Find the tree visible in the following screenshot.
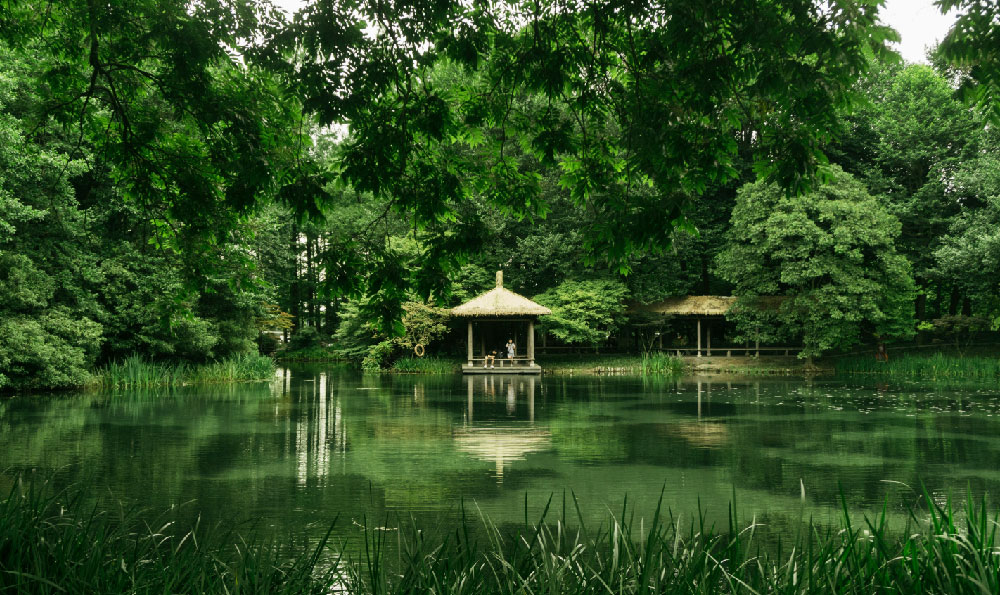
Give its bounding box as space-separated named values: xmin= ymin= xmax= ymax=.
xmin=2 ymin=0 xmax=902 ymax=332
xmin=0 ymin=38 xmax=298 ymax=389
xmin=716 ymin=166 xmax=916 ymax=360
xmin=828 ymin=63 xmax=986 ymax=321
xmin=278 ymin=0 xmax=897 ymax=311
xmin=938 ymin=1 xmax=1000 ymax=122
xmin=934 ymin=153 xmax=1000 ymax=328
xmin=534 ymin=279 xmax=629 ymax=347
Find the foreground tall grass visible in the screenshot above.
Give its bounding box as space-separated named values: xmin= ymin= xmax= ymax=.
xmin=96 ymin=353 xmax=275 ymax=389
xmin=836 ymin=352 xmax=1000 ymax=381
xmin=5 ymin=478 xmax=1000 ymax=594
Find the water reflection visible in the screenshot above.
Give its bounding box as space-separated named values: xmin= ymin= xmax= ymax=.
xmin=4 ymin=369 xmax=1000 ymax=545
xmin=456 ymin=375 xmax=548 ymax=483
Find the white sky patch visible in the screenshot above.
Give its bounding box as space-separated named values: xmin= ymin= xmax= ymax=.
xmin=880 ymin=0 xmax=959 ymax=64
xmin=273 ymin=0 xmax=305 ymax=15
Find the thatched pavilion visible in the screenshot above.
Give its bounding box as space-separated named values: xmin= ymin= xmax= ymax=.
xmin=451 ymin=271 xmax=551 ymax=374
xmin=629 ymin=296 xmax=735 ymax=356
xmin=628 ymin=295 xmax=790 ymax=357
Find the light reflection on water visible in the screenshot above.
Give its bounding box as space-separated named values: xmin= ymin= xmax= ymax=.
xmin=3 ymin=366 xmax=1000 ymax=546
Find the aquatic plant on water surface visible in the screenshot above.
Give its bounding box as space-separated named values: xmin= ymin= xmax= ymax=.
xmin=4 ymin=476 xmax=1000 ymax=594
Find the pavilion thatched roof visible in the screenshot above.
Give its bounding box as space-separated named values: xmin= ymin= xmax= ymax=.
xmin=630 ymin=296 xmax=737 ymax=316
xmin=629 ymin=295 xmax=784 ymax=316
xmin=451 ymin=271 xmax=552 ymax=317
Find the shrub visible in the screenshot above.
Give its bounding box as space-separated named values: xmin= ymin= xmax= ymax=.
xmin=361 ymin=340 xmax=394 ymax=371
xmin=288 ymin=326 xmax=321 ymax=351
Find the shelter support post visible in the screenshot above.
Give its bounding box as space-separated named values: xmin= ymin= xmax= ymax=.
xmin=697 ymin=318 xmax=702 ymax=357
xmin=707 ymin=324 xmax=711 ymax=357
xmin=467 ymin=322 xmax=474 ymax=366
xmin=527 ymin=319 xmax=535 ymax=366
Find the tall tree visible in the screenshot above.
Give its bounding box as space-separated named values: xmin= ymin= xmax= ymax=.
xmin=717 ymin=166 xmax=915 ymax=360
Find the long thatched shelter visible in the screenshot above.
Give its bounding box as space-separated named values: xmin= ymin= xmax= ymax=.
xmin=627 ymin=296 xmax=734 ymax=356
xmin=628 ymin=295 xmax=790 ymax=357
xmin=451 ymin=271 xmax=551 ymax=374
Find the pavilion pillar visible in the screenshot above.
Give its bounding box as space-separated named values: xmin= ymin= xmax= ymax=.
xmin=527 ymin=319 xmax=535 ymax=366
xmin=466 ymin=376 xmax=473 ymax=422
xmin=467 ymin=321 xmax=474 ymax=366
xmin=697 ymin=318 xmax=702 ymax=357
xmin=707 ymin=324 xmax=712 ymax=357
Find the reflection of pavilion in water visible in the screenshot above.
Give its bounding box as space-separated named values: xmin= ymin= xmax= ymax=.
xmin=452 ymin=375 xmax=551 ymax=483
xmin=669 ymin=378 xmax=732 ymax=449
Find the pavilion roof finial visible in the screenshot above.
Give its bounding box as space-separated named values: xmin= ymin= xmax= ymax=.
xmin=496 ymin=270 xmax=503 ymax=288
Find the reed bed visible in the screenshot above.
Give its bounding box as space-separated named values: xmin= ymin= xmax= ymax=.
xmin=545 ymin=354 xmax=684 ymax=375
xmin=639 ymin=351 xmax=686 ymax=375
xmin=836 ymin=353 xmax=1000 ymax=381
xmin=96 ymin=354 xmax=275 ymax=389
xmin=390 ymin=356 xmax=458 ymax=374
xmin=6 ymin=476 xmax=1000 ymax=594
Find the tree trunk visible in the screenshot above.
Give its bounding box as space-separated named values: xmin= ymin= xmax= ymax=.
xmin=305 ymin=235 xmax=315 ymax=330
xmin=288 ymin=222 xmax=301 ymax=333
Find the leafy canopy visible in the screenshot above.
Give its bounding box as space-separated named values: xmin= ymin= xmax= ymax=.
xmin=717 ymin=166 xmax=916 ymax=359
xmin=534 ymin=279 xmax=628 ymax=347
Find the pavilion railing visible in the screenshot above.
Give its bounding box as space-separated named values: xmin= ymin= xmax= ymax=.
xmin=469 ymin=356 xmax=535 ymax=367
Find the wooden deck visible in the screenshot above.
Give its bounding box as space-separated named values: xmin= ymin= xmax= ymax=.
xmin=463 ymin=357 xmax=541 ymax=374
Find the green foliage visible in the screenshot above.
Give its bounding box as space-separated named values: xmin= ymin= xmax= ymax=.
xmin=0 ymin=309 xmax=102 ymax=390
xmin=0 ymin=35 xmax=289 ymax=389
xmin=933 ymin=155 xmax=1000 ymax=326
xmin=276 ymin=345 xmax=340 ymax=362
xmin=278 ymin=0 xmax=897 ymax=315
xmin=938 ymin=1 xmax=1000 ymax=122
xmin=830 ymin=62 xmax=990 ymax=325
xmin=393 ymin=302 xmax=450 ymax=352
xmin=333 ymin=300 xmax=381 ymax=361
xmin=534 ymin=279 xmax=629 ymax=346
xmin=717 ymin=166 xmax=916 ymax=359
xmin=288 ymin=327 xmax=322 ymax=351
xmin=361 ymin=340 xmax=395 ymax=371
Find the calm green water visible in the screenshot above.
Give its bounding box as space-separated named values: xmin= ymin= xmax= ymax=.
xmin=3 ymin=366 xmax=1000 ymax=543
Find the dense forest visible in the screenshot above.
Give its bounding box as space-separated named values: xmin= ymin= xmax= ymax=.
xmin=2 ymin=0 xmax=1000 ymax=390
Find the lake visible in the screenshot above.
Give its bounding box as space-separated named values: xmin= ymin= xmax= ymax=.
xmin=3 ymin=365 xmax=1000 ymax=547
